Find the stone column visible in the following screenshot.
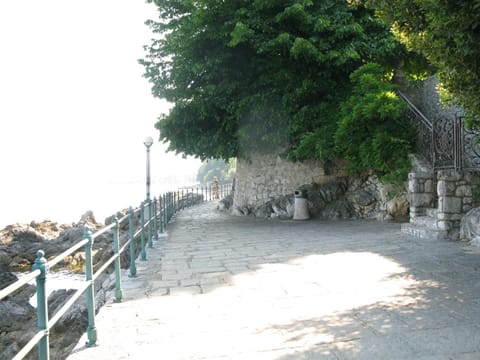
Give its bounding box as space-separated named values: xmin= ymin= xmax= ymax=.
xmin=408 ymin=172 xmax=434 ymax=219
xmin=437 ymin=170 xmax=479 ymax=232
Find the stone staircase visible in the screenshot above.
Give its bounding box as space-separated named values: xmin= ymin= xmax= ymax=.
xmin=401 ymin=208 xmax=449 ymax=240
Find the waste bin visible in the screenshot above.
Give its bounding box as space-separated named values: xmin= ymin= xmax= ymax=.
xmin=293 ymin=189 xmax=310 ymax=220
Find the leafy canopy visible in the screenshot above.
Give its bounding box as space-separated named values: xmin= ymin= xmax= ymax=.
xmin=141 ymin=0 xmax=410 ymax=161
xmin=362 ymin=0 xmax=480 ymax=126
xmin=196 ymin=158 xmax=236 ymax=184
xmin=335 ymin=63 xmax=415 ymax=182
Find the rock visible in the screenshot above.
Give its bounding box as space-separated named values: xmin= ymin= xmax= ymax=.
xmin=0 ymin=209 xmax=136 ymax=360
xmin=0 ymin=216 xmax=106 ymax=272
xmin=271 ymin=195 xmax=294 ymax=218
xmin=242 ymin=175 xmax=408 ymax=221
xmin=386 ymin=194 xmax=409 ymax=217
xmin=460 ymin=207 xmax=480 ymax=245
xmin=320 ymin=200 xmax=353 ymax=220
xmin=46 ymin=289 xmax=89 ymax=359
xmin=217 ymin=194 xmax=234 ymax=212
xmin=0 ymin=265 xmax=17 ymax=289
xmin=254 ymin=203 xmax=273 ymax=218
xmin=79 ymin=210 xmax=97 ymax=225
xmin=352 ymin=189 xmax=376 ymax=206
xmin=232 ymin=206 xmax=252 ymax=216
xmin=0 ymin=286 xmax=36 ymax=360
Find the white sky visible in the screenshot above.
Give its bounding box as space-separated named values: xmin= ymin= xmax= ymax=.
xmin=0 ymin=0 xmax=201 ymax=227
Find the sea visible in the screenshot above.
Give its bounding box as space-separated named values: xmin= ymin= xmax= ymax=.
xmin=0 ymin=177 xmax=198 ymax=230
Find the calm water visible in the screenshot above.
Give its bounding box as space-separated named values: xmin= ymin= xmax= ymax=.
xmin=0 ymin=178 xmax=197 ymax=229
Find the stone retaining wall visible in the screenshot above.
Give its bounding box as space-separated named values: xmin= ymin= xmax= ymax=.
xmin=232 ymin=154 xmax=344 ymax=212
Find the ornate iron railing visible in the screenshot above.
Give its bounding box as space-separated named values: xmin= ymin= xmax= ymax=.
xmin=398 ymin=91 xmax=480 ymax=173
xmin=397 ymin=91 xmax=434 ymax=165
xmin=0 ymin=183 xmax=232 ymax=360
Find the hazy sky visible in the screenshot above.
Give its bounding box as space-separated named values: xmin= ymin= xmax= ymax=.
xmin=0 ymin=1 xmax=201 ymax=227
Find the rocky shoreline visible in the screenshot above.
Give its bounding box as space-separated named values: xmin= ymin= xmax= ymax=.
xmin=0 ymin=210 xmax=135 ymax=360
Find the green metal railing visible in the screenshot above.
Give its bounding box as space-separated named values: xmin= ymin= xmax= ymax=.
xmin=0 ymin=183 xmax=232 ymax=360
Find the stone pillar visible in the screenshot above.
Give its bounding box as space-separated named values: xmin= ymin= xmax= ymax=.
xmin=437 ymin=170 xmax=479 ymax=232
xmin=408 ymin=172 xmax=434 ymax=219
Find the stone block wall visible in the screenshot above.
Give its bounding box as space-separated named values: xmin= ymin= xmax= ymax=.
xmin=408 ymin=172 xmax=434 ymax=218
xmin=232 ymin=154 xmax=344 ymax=212
xmin=408 ymin=169 xmax=480 ymax=235
xmin=436 ymin=170 xmax=480 ymax=231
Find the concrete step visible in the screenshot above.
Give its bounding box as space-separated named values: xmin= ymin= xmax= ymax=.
xmin=410 ymin=215 xmax=437 ymax=229
xmin=401 ymin=223 xmax=448 ymax=240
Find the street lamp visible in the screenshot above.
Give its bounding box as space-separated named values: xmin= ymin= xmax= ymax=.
xmin=144 ymin=136 xmax=154 ymax=201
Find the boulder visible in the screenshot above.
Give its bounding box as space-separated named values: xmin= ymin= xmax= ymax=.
xmin=386 ymin=194 xmax=410 ymax=217
xmin=271 ymin=195 xmax=294 ymax=218
xmin=460 ymin=207 xmax=480 ymax=245
xmin=254 ymin=203 xmax=273 ymax=218
xmin=320 ymin=200 xmax=353 ymax=220
xmin=0 ymin=209 xmax=135 ymax=360
xmin=217 ymin=194 xmax=234 ymax=212
xmin=242 ymin=175 xmax=409 ymax=221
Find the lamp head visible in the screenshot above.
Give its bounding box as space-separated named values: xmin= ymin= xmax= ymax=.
xmin=143 ymin=136 xmax=154 ymax=148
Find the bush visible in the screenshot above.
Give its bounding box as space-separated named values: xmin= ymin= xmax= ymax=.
xmin=334 ymin=62 xmax=415 ymax=183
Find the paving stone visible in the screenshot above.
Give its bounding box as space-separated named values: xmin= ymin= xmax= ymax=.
xmin=68 ymin=201 xmax=480 ymax=360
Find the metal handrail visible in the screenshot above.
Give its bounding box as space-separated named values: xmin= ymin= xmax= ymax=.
xmin=0 ymin=269 xmax=41 ymax=301
xmin=397 ymin=90 xmax=433 ymax=130
xmin=1 ymin=182 xmax=233 ymax=360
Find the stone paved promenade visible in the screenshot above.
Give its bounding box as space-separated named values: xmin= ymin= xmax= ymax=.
xmin=68 ymin=202 xmax=480 ymax=359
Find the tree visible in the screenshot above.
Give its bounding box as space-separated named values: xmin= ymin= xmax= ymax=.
xmin=140 ymin=0 xmax=410 ymax=161
xmin=196 ymin=158 xmax=236 ymax=184
xmin=363 ymin=0 xmax=480 ymax=126
xmin=334 ymin=63 xmax=415 ymax=182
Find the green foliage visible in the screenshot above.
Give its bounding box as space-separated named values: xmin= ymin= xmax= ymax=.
xmin=334 ymin=63 xmax=415 ymax=182
xmin=363 ymin=0 xmax=480 ymax=126
xmin=141 ymin=0 xmax=412 ymax=161
xmin=196 ymin=158 xmax=236 ymax=184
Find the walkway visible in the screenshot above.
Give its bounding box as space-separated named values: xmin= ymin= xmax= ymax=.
xmin=68 ymin=202 xmax=480 ymax=359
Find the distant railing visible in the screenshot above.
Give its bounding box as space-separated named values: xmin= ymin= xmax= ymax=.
xmin=0 ymin=182 xmax=232 ymax=360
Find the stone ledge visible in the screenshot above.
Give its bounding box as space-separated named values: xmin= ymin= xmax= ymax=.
xmin=401 ymin=223 xmax=448 ymax=240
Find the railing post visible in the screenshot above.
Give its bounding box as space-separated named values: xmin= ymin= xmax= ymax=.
xmin=159 ymin=195 xmax=164 ymax=233
xmin=147 ymin=199 xmax=153 ymax=248
xmin=112 ymin=215 xmax=123 ymax=302
xmin=32 ymin=250 xmax=50 ymax=360
xmin=153 ymin=197 xmax=159 ymax=241
xmin=164 ymin=193 xmax=168 ymax=226
xmin=163 ymin=192 xmax=168 ymax=224
xmin=167 ymin=192 xmax=171 ymax=222
xmin=173 ymin=191 xmax=176 ymax=213
xmin=164 ymin=193 xmax=168 ymax=225
xmin=128 ymin=207 xmax=137 ymax=277
xmin=140 ymin=201 xmax=146 ymax=261
xmin=83 ymin=226 xmax=97 ymax=347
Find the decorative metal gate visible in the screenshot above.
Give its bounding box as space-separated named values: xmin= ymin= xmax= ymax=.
xmin=398 ymin=91 xmax=480 ymax=173
xmin=459 ymin=120 xmax=480 ymax=171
